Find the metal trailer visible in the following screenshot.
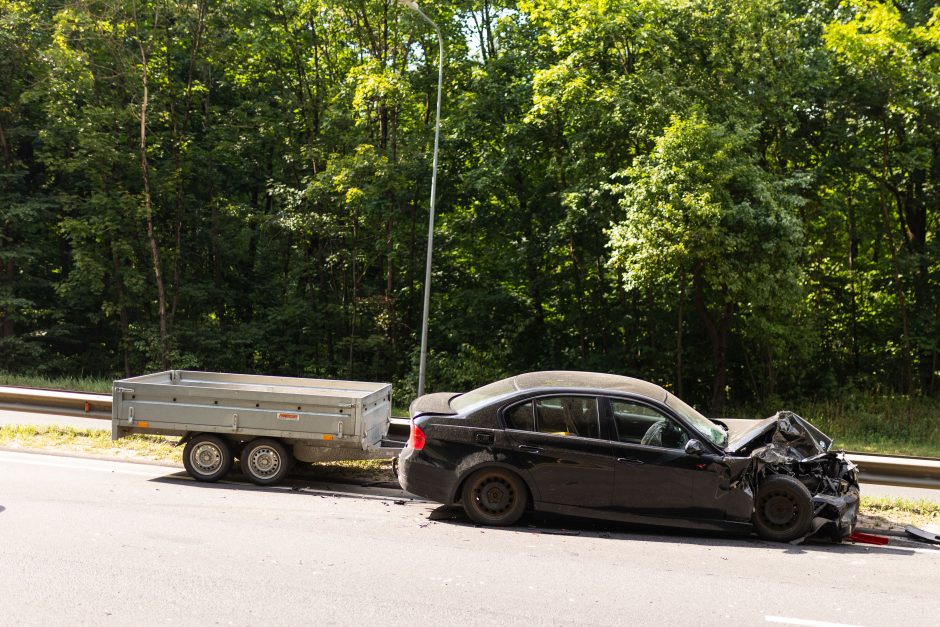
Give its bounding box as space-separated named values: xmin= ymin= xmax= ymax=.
xmin=111 ymin=370 xmax=398 ymax=485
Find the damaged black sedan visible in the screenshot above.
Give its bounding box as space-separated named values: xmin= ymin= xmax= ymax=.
xmin=398 ymin=371 xmax=859 ymax=542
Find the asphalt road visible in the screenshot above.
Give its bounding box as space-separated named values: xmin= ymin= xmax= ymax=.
xmin=1 ymin=449 xmax=939 ymax=627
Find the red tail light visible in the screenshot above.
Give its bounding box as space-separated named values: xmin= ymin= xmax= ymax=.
xmin=408 ymin=421 xmax=426 ymax=450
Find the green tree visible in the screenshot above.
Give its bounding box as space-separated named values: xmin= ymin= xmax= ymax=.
xmin=609 ymin=114 xmax=804 ymax=412
xmin=0 ymin=0 xmax=57 ymax=369
xmin=823 ymin=0 xmax=940 ymax=392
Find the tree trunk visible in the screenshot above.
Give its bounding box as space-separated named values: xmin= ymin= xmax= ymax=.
xmin=0 ymin=117 xmax=12 ymax=167
xmin=878 ymin=193 xmax=913 ymax=393
xmin=847 ymin=197 xmax=860 ymax=374
xmin=692 ymin=262 xmax=732 ymax=414
xmin=676 ymin=274 xmax=685 ymax=398
xmin=111 ymin=243 xmax=132 ymax=376
xmin=386 ymin=218 xmax=396 ymax=353
xmin=138 ymin=39 xmax=170 ymax=369
xmin=0 ymin=119 xmax=12 ymax=339
xmin=1 ymin=260 xmax=14 ymax=339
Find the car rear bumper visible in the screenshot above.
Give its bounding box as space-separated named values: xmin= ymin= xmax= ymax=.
xmin=398 ymin=446 xmax=459 ymax=504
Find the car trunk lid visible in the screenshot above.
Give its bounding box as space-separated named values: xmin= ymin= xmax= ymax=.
xmin=408 ymin=392 xmax=459 ymax=418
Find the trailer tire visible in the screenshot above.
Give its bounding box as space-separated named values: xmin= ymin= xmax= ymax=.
xmin=241 ymin=438 xmax=291 ymax=485
xmin=183 ymin=434 xmax=233 ymax=482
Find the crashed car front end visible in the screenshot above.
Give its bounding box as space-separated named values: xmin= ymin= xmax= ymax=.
xmin=728 ymin=411 xmax=860 ymax=541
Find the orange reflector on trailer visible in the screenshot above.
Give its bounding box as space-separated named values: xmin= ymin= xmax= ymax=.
xmin=137 ymin=421 xmax=149 ymax=428
xmin=84 ymin=401 xmax=91 ymax=413
xmin=322 ymin=434 xmax=333 ymax=441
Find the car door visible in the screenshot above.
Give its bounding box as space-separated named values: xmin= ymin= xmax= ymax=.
xmin=608 ymin=398 xmax=713 ymax=518
xmin=502 ymin=395 xmax=615 ymax=510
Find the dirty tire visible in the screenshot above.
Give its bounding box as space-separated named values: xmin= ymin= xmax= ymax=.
xmin=183 ymin=434 xmax=233 ymax=482
xmin=241 ymin=438 xmax=291 ymax=486
xmin=461 ymin=468 xmax=527 ymax=526
xmin=753 ymin=474 xmax=814 ymax=542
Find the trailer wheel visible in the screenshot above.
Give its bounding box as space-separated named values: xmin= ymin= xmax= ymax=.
xmin=183 ymin=434 xmax=233 ymax=482
xmin=241 ymin=438 xmax=291 ymax=485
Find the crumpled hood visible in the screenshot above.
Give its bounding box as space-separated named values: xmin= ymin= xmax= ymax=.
xmin=725 ymin=411 xmax=833 ymax=458
xmin=722 ymin=417 xmax=775 ymax=450
xmin=408 ymin=392 xmax=459 ymax=418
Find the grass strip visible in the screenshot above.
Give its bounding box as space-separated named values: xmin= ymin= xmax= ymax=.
xmin=0 ymin=373 xmax=113 ymax=394
xmin=0 ymin=424 xmax=394 ymax=480
xmin=0 ymin=424 xmax=180 ymax=463
xmin=859 ymin=495 xmax=940 ymax=532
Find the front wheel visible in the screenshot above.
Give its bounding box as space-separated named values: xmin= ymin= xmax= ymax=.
xmin=241 ymin=438 xmax=291 ymax=486
xmin=752 ymin=474 xmax=814 ymax=542
xmin=183 ymin=434 xmax=233 ymax=482
xmin=461 ymin=468 xmax=527 ymax=526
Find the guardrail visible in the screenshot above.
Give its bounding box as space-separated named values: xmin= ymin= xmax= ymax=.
xmin=1 ymin=386 xmax=938 ymax=489
xmin=0 ymin=386 xmax=111 ymax=420
xmin=844 ymin=452 xmax=940 ymax=490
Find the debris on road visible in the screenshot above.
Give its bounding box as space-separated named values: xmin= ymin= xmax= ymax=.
xmin=904 ymin=525 xmax=940 ymax=544
xmin=847 ymin=531 xmax=889 ymax=545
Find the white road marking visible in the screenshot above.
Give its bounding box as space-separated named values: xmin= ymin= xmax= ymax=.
xmin=0 ymin=450 xmax=168 ymax=477
xmin=766 ymin=616 xmax=865 ymax=627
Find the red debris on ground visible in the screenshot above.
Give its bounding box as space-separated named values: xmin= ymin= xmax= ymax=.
xmin=848 ymin=531 xmax=889 ymax=545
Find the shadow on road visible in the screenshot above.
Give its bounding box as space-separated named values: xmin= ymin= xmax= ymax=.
xmin=425 ymin=504 xmax=931 ymax=557
xmin=144 ymin=468 xmax=934 ymax=556
xmin=148 ymin=468 xmax=413 ymax=501
xmin=0 ymin=505 xmax=5 ymax=514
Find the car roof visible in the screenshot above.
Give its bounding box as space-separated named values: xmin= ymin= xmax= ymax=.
xmin=511 ymin=371 xmax=668 ymax=401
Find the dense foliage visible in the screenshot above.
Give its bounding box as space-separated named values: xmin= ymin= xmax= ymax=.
xmin=1 ymin=0 xmax=938 ymax=412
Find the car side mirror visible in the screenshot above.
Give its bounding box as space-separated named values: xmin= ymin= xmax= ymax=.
xmin=684 ymin=439 xmax=705 ymax=455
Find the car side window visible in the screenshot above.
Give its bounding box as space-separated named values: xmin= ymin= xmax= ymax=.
xmin=504 ymin=402 xmax=535 ymax=431
xmin=534 ymin=396 xmax=600 ymax=439
xmin=611 ymin=400 xmax=691 ymax=449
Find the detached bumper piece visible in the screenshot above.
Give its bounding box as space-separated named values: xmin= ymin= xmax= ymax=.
xmin=905 ymin=526 xmax=940 ymax=544
xmin=811 ymin=488 xmax=860 ymax=541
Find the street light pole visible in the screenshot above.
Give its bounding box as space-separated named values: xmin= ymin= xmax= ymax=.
xmin=398 ymin=0 xmax=442 ymax=398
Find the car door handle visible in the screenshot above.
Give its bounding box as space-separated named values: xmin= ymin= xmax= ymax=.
xmin=617 ymin=457 xmax=644 ymax=465
xmin=474 ymin=431 xmax=494 ymax=445
xmin=518 ymin=445 xmax=542 ymax=454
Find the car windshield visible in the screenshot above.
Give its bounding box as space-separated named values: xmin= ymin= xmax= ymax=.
xmin=664 ymin=394 xmax=727 ymax=448
xmin=450 ymin=377 xmax=518 ymax=412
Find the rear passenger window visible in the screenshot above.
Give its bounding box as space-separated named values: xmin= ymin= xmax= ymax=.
xmin=505 ymin=402 xmax=535 ymax=431
xmin=535 ymin=397 xmax=599 ymax=439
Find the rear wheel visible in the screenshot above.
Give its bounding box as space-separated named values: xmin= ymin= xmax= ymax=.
xmin=183 ymin=434 xmax=233 ymax=482
xmin=241 ymin=438 xmax=291 ymax=486
xmin=461 ymin=468 xmax=527 ymax=526
xmin=752 ymin=475 xmax=814 ymax=542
